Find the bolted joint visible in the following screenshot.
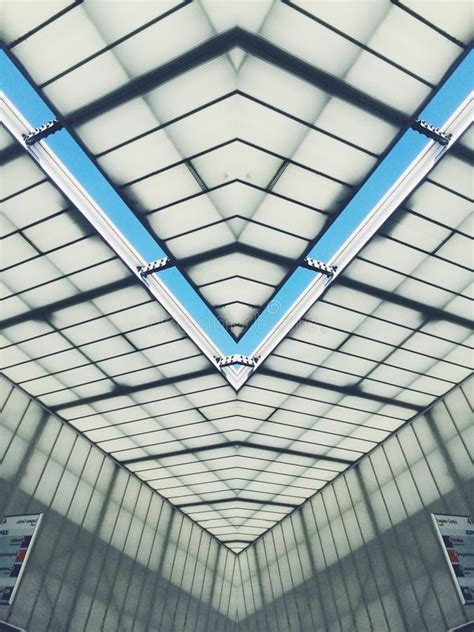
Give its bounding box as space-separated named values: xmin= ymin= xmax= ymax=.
xmin=303 ymin=257 xmax=337 ymax=277
xmin=137 ymin=257 xmax=172 ymax=278
xmin=216 ymin=355 xmax=259 ymax=368
xmin=411 ymin=119 xmax=452 ymax=146
xmin=22 ymin=119 xmax=63 ymax=146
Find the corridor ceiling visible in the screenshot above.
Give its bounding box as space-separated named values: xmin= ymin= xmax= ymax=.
xmin=1 ymin=0 xmax=472 ymax=552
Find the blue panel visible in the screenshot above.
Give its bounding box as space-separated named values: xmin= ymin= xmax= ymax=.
xmin=420 ymin=50 xmax=473 ymax=127
xmin=1 ymin=46 xmax=470 ymax=372
xmin=0 ymin=50 xmax=54 ymax=126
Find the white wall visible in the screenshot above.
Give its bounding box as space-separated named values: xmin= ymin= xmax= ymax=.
xmin=0 ymin=375 xmax=237 ymax=631
xmin=1 ymin=372 xmax=472 ymax=631
xmin=236 ymin=376 xmax=474 ymax=632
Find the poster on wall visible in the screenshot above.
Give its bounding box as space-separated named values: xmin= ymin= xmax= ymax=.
xmin=432 ymin=513 xmax=474 ymax=605
xmin=0 ymin=622 xmax=27 ymax=631
xmin=0 ymin=514 xmax=42 ymax=606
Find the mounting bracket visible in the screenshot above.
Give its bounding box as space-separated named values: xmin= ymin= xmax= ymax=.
xmin=217 ymin=355 xmax=259 ymax=368
xmin=137 ymin=257 xmax=173 ymax=278
xmin=22 ymin=118 xmax=62 ymax=145
xmin=411 ymin=119 xmax=452 ymax=146
xmin=302 ymin=257 xmax=338 ymax=277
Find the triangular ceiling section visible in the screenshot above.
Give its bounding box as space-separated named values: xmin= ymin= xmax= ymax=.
xmin=1 ymin=1 xmax=472 ymax=392
xmin=1 ymin=0 xmax=472 ymax=552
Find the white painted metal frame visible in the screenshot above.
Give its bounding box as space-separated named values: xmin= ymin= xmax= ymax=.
xmin=1 ymin=86 xmax=471 ymax=390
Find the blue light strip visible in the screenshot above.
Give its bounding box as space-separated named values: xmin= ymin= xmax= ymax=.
xmin=1 ymin=47 xmax=472 ymax=369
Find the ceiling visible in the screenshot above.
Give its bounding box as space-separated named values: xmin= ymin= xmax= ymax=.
xmin=1 ymin=0 xmax=472 ymax=552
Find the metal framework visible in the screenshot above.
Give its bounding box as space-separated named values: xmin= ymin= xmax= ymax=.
xmin=1 ymin=45 xmax=471 ymax=389
xmin=1 ymin=1 xmax=472 ymax=551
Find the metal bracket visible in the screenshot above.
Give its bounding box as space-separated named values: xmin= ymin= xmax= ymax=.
xmin=303 ymin=257 xmax=337 ymax=277
xmin=137 ymin=257 xmax=172 ymax=278
xmin=217 ymin=355 xmax=259 ymax=368
xmin=411 ymin=119 xmax=452 ymax=146
xmin=22 ymin=118 xmax=62 ymax=146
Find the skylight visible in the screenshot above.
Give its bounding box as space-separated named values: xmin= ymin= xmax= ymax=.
xmin=1 ymin=0 xmax=471 ymax=552
xmin=1 ymin=44 xmax=471 ymax=390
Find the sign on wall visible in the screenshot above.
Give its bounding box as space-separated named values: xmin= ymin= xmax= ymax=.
xmin=0 ymin=514 xmax=42 ymax=606
xmin=432 ymin=513 xmax=474 ymax=605
xmin=0 ymin=622 xmax=27 ymax=631
xmin=448 ymin=621 xmax=474 ymax=632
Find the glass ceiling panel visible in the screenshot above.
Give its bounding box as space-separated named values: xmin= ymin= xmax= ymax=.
xmin=1 ymin=0 xmax=471 ymax=550
xmin=399 ymin=0 xmax=473 ymax=46
xmin=1 ymin=1 xmax=73 ymax=45
xmin=12 ymin=7 xmax=114 ymax=84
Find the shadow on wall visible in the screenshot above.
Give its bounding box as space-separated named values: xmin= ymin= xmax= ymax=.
xmin=0 ymin=373 xmax=472 ymax=632
xmin=235 ymin=377 xmax=473 ymax=632
xmin=0 ymin=377 xmax=236 ymax=632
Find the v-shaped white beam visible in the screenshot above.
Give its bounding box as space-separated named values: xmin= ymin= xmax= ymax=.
xmin=1 ymin=46 xmax=472 ymax=388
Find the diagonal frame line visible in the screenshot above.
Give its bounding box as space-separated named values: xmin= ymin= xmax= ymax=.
xmin=1 ymin=44 xmax=472 ymax=390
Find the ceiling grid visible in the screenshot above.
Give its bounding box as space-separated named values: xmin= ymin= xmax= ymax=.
xmin=1 ymin=0 xmax=472 ymax=552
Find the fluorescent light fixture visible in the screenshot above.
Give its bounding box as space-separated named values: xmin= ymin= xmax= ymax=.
xmin=1 ymin=47 xmax=472 ymax=389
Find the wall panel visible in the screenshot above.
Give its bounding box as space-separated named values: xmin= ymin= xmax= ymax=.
xmin=0 ymin=375 xmax=236 ymax=631
xmin=239 ymin=376 xmax=474 ymax=632
xmin=1 ymin=373 xmax=472 ymax=631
